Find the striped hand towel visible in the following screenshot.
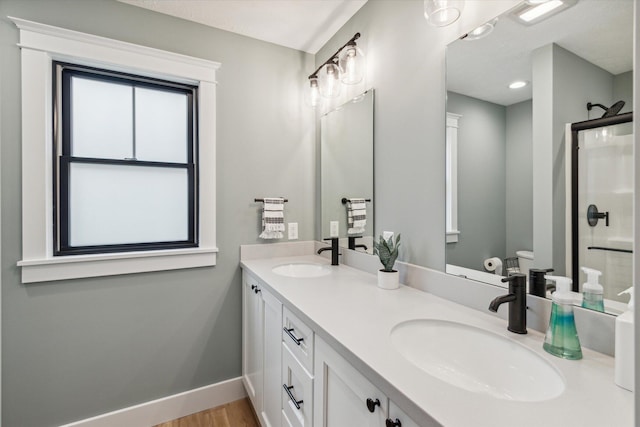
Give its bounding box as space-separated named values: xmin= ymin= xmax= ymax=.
xmin=259 ymin=197 xmax=285 ymax=239
xmin=346 ymin=198 xmax=367 ymax=235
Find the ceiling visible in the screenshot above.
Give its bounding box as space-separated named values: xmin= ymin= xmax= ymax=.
xmin=447 ymin=0 xmax=634 ymax=106
xmin=117 ymin=0 xmax=368 ymax=54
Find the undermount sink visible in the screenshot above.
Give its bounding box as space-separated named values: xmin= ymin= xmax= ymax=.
xmin=390 ymin=319 xmax=565 ymax=402
xmin=272 ymin=263 xmax=331 ymax=278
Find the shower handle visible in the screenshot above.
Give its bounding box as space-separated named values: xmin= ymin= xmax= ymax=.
xmin=587 ymin=204 xmax=609 ymax=227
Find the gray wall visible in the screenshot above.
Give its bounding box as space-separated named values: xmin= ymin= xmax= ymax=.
xmin=505 ymin=100 xmax=533 ymax=257
xmin=0 ymin=1 xmax=314 ymax=426
xmin=614 ymin=70 xmax=634 ymax=114
xmin=551 ymin=44 xmax=617 ymax=275
xmin=445 ymin=92 xmax=506 ymax=270
xmin=532 ymin=43 xmax=617 ymax=274
xmin=444 ymin=94 xmax=533 ymax=271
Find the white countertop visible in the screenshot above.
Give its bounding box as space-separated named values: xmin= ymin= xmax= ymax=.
xmin=241 ymin=254 xmax=634 ymax=427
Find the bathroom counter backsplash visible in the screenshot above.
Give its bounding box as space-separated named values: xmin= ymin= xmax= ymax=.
xmin=240 ymin=247 xmax=633 ymax=427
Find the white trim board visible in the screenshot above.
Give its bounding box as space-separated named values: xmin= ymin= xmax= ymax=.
xmin=10 ymin=17 xmax=220 ymax=282
xmin=59 ymin=377 xmax=246 ymax=427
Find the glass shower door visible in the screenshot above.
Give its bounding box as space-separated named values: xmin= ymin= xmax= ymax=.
xmin=576 ymin=120 xmax=633 ymax=305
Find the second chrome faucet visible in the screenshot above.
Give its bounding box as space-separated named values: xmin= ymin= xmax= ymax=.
xmin=488 ymin=273 xmax=527 ymax=334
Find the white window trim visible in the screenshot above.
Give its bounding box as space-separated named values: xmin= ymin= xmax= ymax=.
xmin=446 ymin=112 xmax=461 ymax=244
xmin=11 ymin=17 xmax=220 ymax=283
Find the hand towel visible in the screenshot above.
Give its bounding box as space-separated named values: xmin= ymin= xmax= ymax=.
xmin=259 ymin=197 xmax=285 ymax=239
xmin=347 ymin=197 xmax=367 ymax=235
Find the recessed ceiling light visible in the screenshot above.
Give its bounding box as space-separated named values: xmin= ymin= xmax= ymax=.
xmin=509 ymin=80 xmax=528 ymax=89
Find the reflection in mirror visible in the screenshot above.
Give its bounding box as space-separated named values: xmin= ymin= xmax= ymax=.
xmin=445 ymin=0 xmax=633 ymax=314
xmin=320 ymin=90 xmax=374 ymax=253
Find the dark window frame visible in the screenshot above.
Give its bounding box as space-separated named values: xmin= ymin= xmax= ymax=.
xmin=53 ymin=62 xmax=199 ymax=256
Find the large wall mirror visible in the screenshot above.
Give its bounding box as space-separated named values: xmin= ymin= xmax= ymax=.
xmin=320 ymin=90 xmax=374 ymax=253
xmin=445 ymin=0 xmax=633 ymax=315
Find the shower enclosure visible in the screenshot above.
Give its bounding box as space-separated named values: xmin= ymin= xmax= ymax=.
xmin=569 ymin=111 xmax=633 ymax=305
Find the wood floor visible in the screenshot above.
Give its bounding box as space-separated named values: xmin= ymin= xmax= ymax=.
xmin=153 ymin=398 xmax=260 ymax=427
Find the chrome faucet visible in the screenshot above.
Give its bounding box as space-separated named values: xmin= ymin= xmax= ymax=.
xmin=489 ymin=273 xmax=527 ymax=334
xmin=317 ymin=237 xmax=340 ymax=265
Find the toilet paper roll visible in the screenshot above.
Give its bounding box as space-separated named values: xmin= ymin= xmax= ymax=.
xmin=484 ymin=257 xmax=503 ymax=276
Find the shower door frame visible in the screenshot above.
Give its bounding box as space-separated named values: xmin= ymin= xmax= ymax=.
xmin=570 ymin=112 xmax=633 ymax=291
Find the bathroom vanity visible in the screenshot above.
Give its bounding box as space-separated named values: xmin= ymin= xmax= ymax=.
xmin=240 ymin=245 xmax=633 ymax=427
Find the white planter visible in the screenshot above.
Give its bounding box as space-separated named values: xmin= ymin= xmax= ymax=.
xmin=377 ymin=269 xmax=399 ymax=290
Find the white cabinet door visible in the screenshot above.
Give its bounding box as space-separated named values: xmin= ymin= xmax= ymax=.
xmin=262 ymin=287 xmax=283 ymax=427
xmin=242 ymin=273 xmax=264 ymax=417
xmin=314 ymin=336 xmax=388 ymax=427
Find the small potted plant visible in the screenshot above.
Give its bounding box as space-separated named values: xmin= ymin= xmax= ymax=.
xmin=373 ymin=233 xmax=401 ymax=289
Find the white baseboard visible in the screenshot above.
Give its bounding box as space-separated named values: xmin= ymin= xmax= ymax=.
xmin=60 ymin=377 xmax=247 ymax=427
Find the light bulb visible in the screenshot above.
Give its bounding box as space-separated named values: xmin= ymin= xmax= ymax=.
xmin=318 ymin=62 xmax=341 ymax=98
xmin=339 ymin=43 xmax=365 ymax=85
xmin=308 ymin=77 xmax=320 ymax=108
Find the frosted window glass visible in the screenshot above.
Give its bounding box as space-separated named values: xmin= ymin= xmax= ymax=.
xmin=71 ymin=77 xmax=133 ymax=159
xmin=135 ymin=87 xmax=188 ymax=163
xmin=69 ymin=163 xmax=189 ymax=246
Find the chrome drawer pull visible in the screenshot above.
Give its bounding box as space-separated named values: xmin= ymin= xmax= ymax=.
xmin=283 ymin=384 xmax=303 ymax=410
xmin=283 ymin=327 xmax=304 ymax=345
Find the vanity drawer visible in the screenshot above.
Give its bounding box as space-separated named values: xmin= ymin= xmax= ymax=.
xmin=282 ymin=307 xmax=314 ymax=373
xmin=282 ymin=343 xmax=313 ymax=427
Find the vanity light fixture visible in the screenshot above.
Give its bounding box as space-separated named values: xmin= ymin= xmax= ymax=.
xmin=308 ymin=32 xmax=365 ymax=107
xmin=424 ymin=0 xmax=465 ymax=27
xmin=461 ymin=18 xmax=497 ymax=41
xmin=509 ymin=80 xmax=528 ymax=89
xmin=512 ymin=0 xmax=577 ymax=25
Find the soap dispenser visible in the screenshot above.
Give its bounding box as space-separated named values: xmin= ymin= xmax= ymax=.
xmin=581 ymin=267 xmax=605 ymax=312
xmin=615 ymin=287 xmax=634 ymax=391
xmin=543 ymin=275 xmax=582 ymax=360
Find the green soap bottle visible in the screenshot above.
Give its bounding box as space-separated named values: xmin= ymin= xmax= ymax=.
xmin=581 ymin=267 xmax=604 ymax=312
xmin=543 ymin=275 xmax=582 ymax=360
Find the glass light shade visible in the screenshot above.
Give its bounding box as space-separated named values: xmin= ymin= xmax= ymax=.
xmin=424 ymin=0 xmax=465 ymax=27
xmin=318 ymin=62 xmax=341 ymax=98
xmin=338 ymin=43 xmax=365 ymax=85
xmin=463 ymin=18 xmax=497 ymax=41
xmin=308 ymin=77 xmax=320 ymax=108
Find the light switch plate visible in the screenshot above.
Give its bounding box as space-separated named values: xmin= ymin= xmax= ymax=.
xmin=383 ymin=231 xmax=394 ymax=240
xmin=330 ymin=221 xmax=339 ymax=237
xmin=288 ymin=222 xmax=298 ymax=240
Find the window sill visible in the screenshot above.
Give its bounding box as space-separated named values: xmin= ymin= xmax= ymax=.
xmin=17 ymin=247 xmax=218 ymax=283
xmin=446 ymin=230 xmax=460 ymax=244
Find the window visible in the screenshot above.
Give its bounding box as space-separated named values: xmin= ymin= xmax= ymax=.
xmin=54 ymin=63 xmax=198 ymax=256
xmin=12 ymin=17 xmax=219 ymax=283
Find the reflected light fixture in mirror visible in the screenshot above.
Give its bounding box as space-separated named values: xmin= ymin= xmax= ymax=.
xmin=513 ymin=0 xmax=577 ymax=25
xmin=462 ymin=18 xmax=497 ymax=41
xmin=307 ymin=32 xmax=365 ymax=107
xmin=508 ymin=80 xmax=528 ymax=89
xmin=424 ymin=0 xmax=465 ymax=27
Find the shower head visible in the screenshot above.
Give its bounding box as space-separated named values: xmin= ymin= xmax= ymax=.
xmin=587 ymin=100 xmax=626 ymax=118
